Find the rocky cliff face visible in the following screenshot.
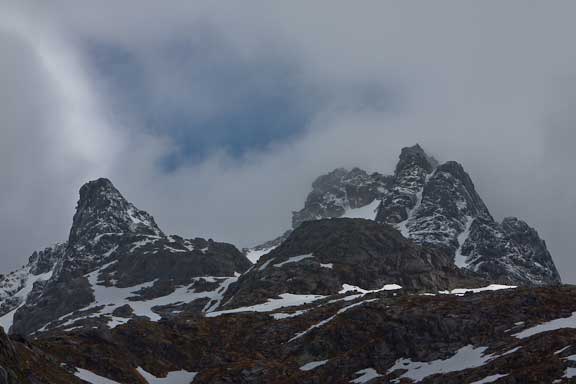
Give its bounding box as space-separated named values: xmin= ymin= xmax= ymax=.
xmin=1 ymin=178 xmax=251 ymax=335
xmin=226 ymin=218 xmax=481 ymax=309
xmin=276 ymin=145 xmax=560 ymax=287
xmin=292 ymin=168 xmax=393 ymax=229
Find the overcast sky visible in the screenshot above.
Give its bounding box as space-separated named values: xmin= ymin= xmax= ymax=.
xmin=0 ymin=1 xmax=574 ymax=282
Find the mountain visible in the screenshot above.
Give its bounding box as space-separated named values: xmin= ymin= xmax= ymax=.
xmin=0 ymin=178 xmax=251 ymax=335
xmin=251 ymin=144 xmax=560 ymax=287
xmin=0 ymin=146 xmax=568 ymax=383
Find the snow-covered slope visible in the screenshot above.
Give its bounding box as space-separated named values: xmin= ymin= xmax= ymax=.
xmin=0 ymin=243 xmax=66 ymax=330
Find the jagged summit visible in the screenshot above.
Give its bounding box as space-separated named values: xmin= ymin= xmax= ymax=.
xmin=291 ymin=167 xmax=393 ymax=229
xmin=69 ymin=178 xmax=163 ymax=244
xmin=395 ymin=143 xmax=438 ymax=176
xmin=257 ymin=144 xmax=560 ymax=287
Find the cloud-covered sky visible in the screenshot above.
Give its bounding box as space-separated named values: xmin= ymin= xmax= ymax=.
xmin=1 ymin=1 xmax=575 ymax=281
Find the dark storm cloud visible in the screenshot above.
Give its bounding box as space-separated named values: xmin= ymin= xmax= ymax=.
xmin=1 ymin=1 xmax=575 ymax=282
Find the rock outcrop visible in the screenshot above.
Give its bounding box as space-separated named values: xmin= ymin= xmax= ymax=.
xmin=292 ymin=168 xmax=393 ymax=229
xmin=224 ymin=218 xmax=481 ymax=309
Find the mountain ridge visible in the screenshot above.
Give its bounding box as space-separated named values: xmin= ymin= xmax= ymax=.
xmin=0 ymin=144 xmax=568 ymax=383
xmin=253 ymin=144 xmax=560 ymax=287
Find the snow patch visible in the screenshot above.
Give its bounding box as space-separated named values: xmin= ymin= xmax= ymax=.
xmin=74 ymin=368 xmax=121 ymax=384
xmin=470 ymin=374 xmax=508 ymax=384
xmin=454 ymin=216 xmax=473 ymax=268
xmin=300 ymin=360 xmax=328 ymax=371
xmin=339 ymin=283 xmax=402 ymax=295
xmin=245 ymin=245 xmax=278 ymax=264
xmin=341 ymin=200 xmax=381 ymax=220
xmin=351 ymin=368 xmax=382 ymax=383
xmin=258 ymin=258 xmax=274 ymax=271
xmin=273 ymin=254 xmax=314 ymax=268
xmin=514 ymin=312 xmax=576 ymax=339
xmin=394 ymin=172 xmax=432 ymax=238
xmin=207 ymin=293 xmax=326 ymax=318
xmin=136 ymin=367 xmax=198 ymax=383
xmin=387 ymin=345 xmax=491 ymax=382
xmin=271 ymin=310 xmax=307 ymax=320
xmin=439 ymin=285 xmax=516 ymax=296
xmin=289 ymin=299 xmax=377 ymax=342
xmin=564 ymin=368 xmax=576 ymax=379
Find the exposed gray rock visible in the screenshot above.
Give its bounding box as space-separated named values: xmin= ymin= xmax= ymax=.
xmin=280 ymin=144 xmax=560 ymax=287
xmin=462 ymin=217 xmax=561 ymax=285
xmin=375 ymin=144 xmax=437 ymax=224
xmin=292 ymin=168 xmax=393 ymax=228
xmin=223 ymin=218 xmax=483 ymax=309
xmin=0 ymin=243 xmax=66 ymax=325
xmin=11 ymin=276 xmax=94 ymax=335
xmin=112 ymin=304 xmax=133 ymax=318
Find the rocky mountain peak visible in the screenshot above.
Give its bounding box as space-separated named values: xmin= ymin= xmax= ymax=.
xmin=69 ymin=178 xmax=163 ymax=245
xmin=257 ymin=145 xmax=561 ymax=287
xmin=292 ymin=168 xmax=393 ymax=229
xmin=395 ymin=144 xmax=438 ymax=177
xmin=423 ymin=160 xmax=493 ymax=220
xmin=27 ymin=243 xmax=67 ymax=276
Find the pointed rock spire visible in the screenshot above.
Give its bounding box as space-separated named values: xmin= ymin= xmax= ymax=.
xmin=69 ymin=178 xmax=163 ymax=244
xmin=395 ymin=144 xmax=437 ymax=177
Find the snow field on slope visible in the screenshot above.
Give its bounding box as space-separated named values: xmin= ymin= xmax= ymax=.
xmin=74 ymin=368 xmax=121 ymax=384
xmin=387 ymin=344 xmax=517 ymax=383
xmin=245 ymin=245 xmax=278 ymax=264
xmin=351 ymin=368 xmax=382 ymax=383
xmin=299 ymin=360 xmax=328 ymax=371
xmin=341 ymin=199 xmax=381 ymax=220
xmin=206 ymin=293 xmax=326 ymax=318
xmin=136 ymin=367 xmax=198 ymax=383
xmin=514 ymin=312 xmax=576 ymax=339
xmin=0 ymin=269 xmax=53 ymax=331
xmin=52 ymin=262 xmax=237 ymax=329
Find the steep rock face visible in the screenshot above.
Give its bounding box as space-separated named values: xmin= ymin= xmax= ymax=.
xmin=56 ymin=178 xmax=164 ymax=279
xmin=0 ymin=243 xmax=66 ymax=329
xmin=461 ymin=217 xmax=560 ymax=285
xmin=292 ymin=168 xmax=393 ymax=229
xmin=278 ymin=145 xmax=560 ymax=286
xmin=376 ymin=144 xmax=438 ymax=224
xmin=5 ymin=178 xmax=251 ymax=335
xmin=223 ymin=218 xmax=481 ymax=309
xmin=377 ymin=155 xmax=560 ymax=286
xmin=395 ymin=161 xmax=492 ymax=250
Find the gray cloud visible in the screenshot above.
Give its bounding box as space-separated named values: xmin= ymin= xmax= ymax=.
xmin=1 ymin=1 xmax=575 ymax=282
